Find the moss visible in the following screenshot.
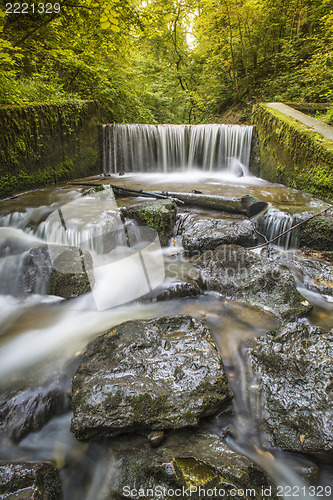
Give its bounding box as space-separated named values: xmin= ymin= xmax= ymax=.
xmin=132 ymin=394 xmax=169 ymax=423
xmin=252 ymin=104 xmax=333 ymax=199
xmin=299 ymin=216 xmax=333 ymax=251
xmin=0 ymin=101 xmax=102 ymax=199
xmin=126 ymin=199 xmax=177 ymax=246
xmin=173 ymin=458 xmax=217 ymax=487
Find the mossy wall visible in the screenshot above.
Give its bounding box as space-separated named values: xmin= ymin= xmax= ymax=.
xmin=251 ymin=103 xmax=333 ymax=199
xmin=0 ymin=100 xmax=102 ymax=199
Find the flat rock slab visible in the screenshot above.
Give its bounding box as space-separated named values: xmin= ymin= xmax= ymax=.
xmin=181 ymin=215 xmax=258 ymax=256
xmin=246 ymin=322 xmax=333 ymax=456
xmin=193 ymin=244 xmax=312 ymax=321
xmin=111 ymin=430 xmax=277 ymax=500
xmin=71 ymin=315 xmax=231 ymax=440
xmin=0 ymin=462 xmax=62 ymax=499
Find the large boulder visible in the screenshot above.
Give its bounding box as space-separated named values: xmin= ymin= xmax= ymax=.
xmin=110 ymin=430 xmax=277 ymax=500
xmin=246 ymin=322 xmax=333 ymax=456
xmin=181 ymin=215 xmax=258 ymax=256
xmin=123 ymin=199 xmax=177 ymax=246
xmin=193 ymin=245 xmax=311 ymax=321
xmin=71 ymin=315 xmax=231 ymax=440
xmin=0 ymin=462 xmax=62 ymax=499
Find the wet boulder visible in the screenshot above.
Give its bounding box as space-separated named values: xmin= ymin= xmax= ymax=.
xmin=123 ymin=199 xmax=177 ymax=246
xmin=0 ymin=462 xmax=62 ymax=499
xmin=291 ymin=250 xmax=333 ymax=297
xmin=246 ymin=322 xmax=333 ymax=456
xmin=193 ymin=244 xmax=311 ymax=321
xmin=71 ymin=315 xmax=231 ymax=440
xmin=0 ymin=385 xmax=68 ymax=444
xmin=111 ymin=430 xmax=277 ymax=500
xmin=15 ymin=245 xmax=93 ymax=299
xmin=151 ymin=279 xmax=201 ymax=301
xmin=181 ymin=215 xmax=258 ymax=256
xmin=47 ymin=247 xmax=94 ymax=299
xmin=299 ymin=215 xmax=333 ymax=251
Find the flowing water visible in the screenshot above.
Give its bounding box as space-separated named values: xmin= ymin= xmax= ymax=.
xmin=0 ymin=125 xmax=332 ymax=499
xmin=102 ymin=124 xmax=253 ymax=174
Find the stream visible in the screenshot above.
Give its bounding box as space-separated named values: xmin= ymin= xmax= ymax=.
xmin=0 ymin=125 xmax=333 ymax=499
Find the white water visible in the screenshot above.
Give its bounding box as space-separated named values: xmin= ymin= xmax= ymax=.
xmin=0 ymin=134 xmax=331 ymax=499
xmin=102 ymin=123 xmax=253 ymax=174
xmin=256 ymin=208 xmax=299 ymax=249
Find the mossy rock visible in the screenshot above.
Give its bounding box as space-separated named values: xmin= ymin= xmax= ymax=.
xmin=110 ymin=430 xmax=278 ymax=499
xmin=124 ymin=199 xmax=177 ymax=246
xmin=299 ymin=215 xmax=333 ymax=251
xmin=0 ymin=463 xmax=62 ymax=499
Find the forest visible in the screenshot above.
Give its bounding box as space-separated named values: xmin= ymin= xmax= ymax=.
xmin=0 ymin=0 xmax=332 ymax=124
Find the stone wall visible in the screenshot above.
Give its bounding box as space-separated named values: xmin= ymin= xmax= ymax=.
xmin=0 ymin=100 xmax=102 ymax=199
xmin=251 ymin=103 xmax=333 ymax=199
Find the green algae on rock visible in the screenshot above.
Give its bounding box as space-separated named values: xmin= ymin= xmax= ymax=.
xmin=252 ymin=103 xmax=333 ymax=199
xmin=123 ymin=198 xmax=177 ymax=246
xmin=0 ymin=101 xmax=101 ymax=199
xmin=110 ymin=430 xmax=277 ymax=499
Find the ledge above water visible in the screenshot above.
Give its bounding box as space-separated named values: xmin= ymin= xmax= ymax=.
xmin=251 ymin=102 xmax=333 ymax=200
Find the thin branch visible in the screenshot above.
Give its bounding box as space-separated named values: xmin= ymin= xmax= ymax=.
xmin=249 ymin=205 xmax=333 ymax=250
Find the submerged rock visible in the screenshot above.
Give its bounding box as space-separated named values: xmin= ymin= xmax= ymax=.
xmin=71 ymin=315 xmax=231 ymax=440
xmin=152 ymin=280 xmax=201 ymax=301
xmin=246 ymin=322 xmax=333 ymax=456
xmin=111 ymin=430 xmax=277 ymax=500
xmin=0 ymin=462 xmax=62 ymax=499
xmin=181 ymin=215 xmax=258 ymax=256
xmin=123 ymin=199 xmax=177 ymax=246
xmin=0 ymin=357 xmax=81 ymax=443
xmin=194 ymin=244 xmax=311 ymax=321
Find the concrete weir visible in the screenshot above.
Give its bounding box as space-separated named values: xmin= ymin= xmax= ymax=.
xmin=0 ymin=101 xmax=102 ymax=199
xmin=251 ymin=103 xmax=333 ymax=199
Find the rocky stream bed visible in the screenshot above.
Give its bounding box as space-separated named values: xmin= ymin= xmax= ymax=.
xmin=0 ymin=173 xmax=332 ymax=499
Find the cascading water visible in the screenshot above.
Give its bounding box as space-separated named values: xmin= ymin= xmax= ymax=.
xmin=256 ymin=208 xmax=299 ymax=249
xmin=102 ymin=123 xmax=253 ymax=174
xmin=1 ymin=134 xmax=332 ymax=499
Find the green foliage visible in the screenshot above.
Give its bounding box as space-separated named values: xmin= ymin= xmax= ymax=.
xmin=0 ymin=0 xmax=332 ymax=123
xmin=189 ymin=0 xmax=333 ymax=121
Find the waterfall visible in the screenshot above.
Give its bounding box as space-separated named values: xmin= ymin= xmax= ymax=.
xmin=256 ymin=209 xmax=299 ymax=249
xmin=102 ymin=124 xmax=253 ymax=174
